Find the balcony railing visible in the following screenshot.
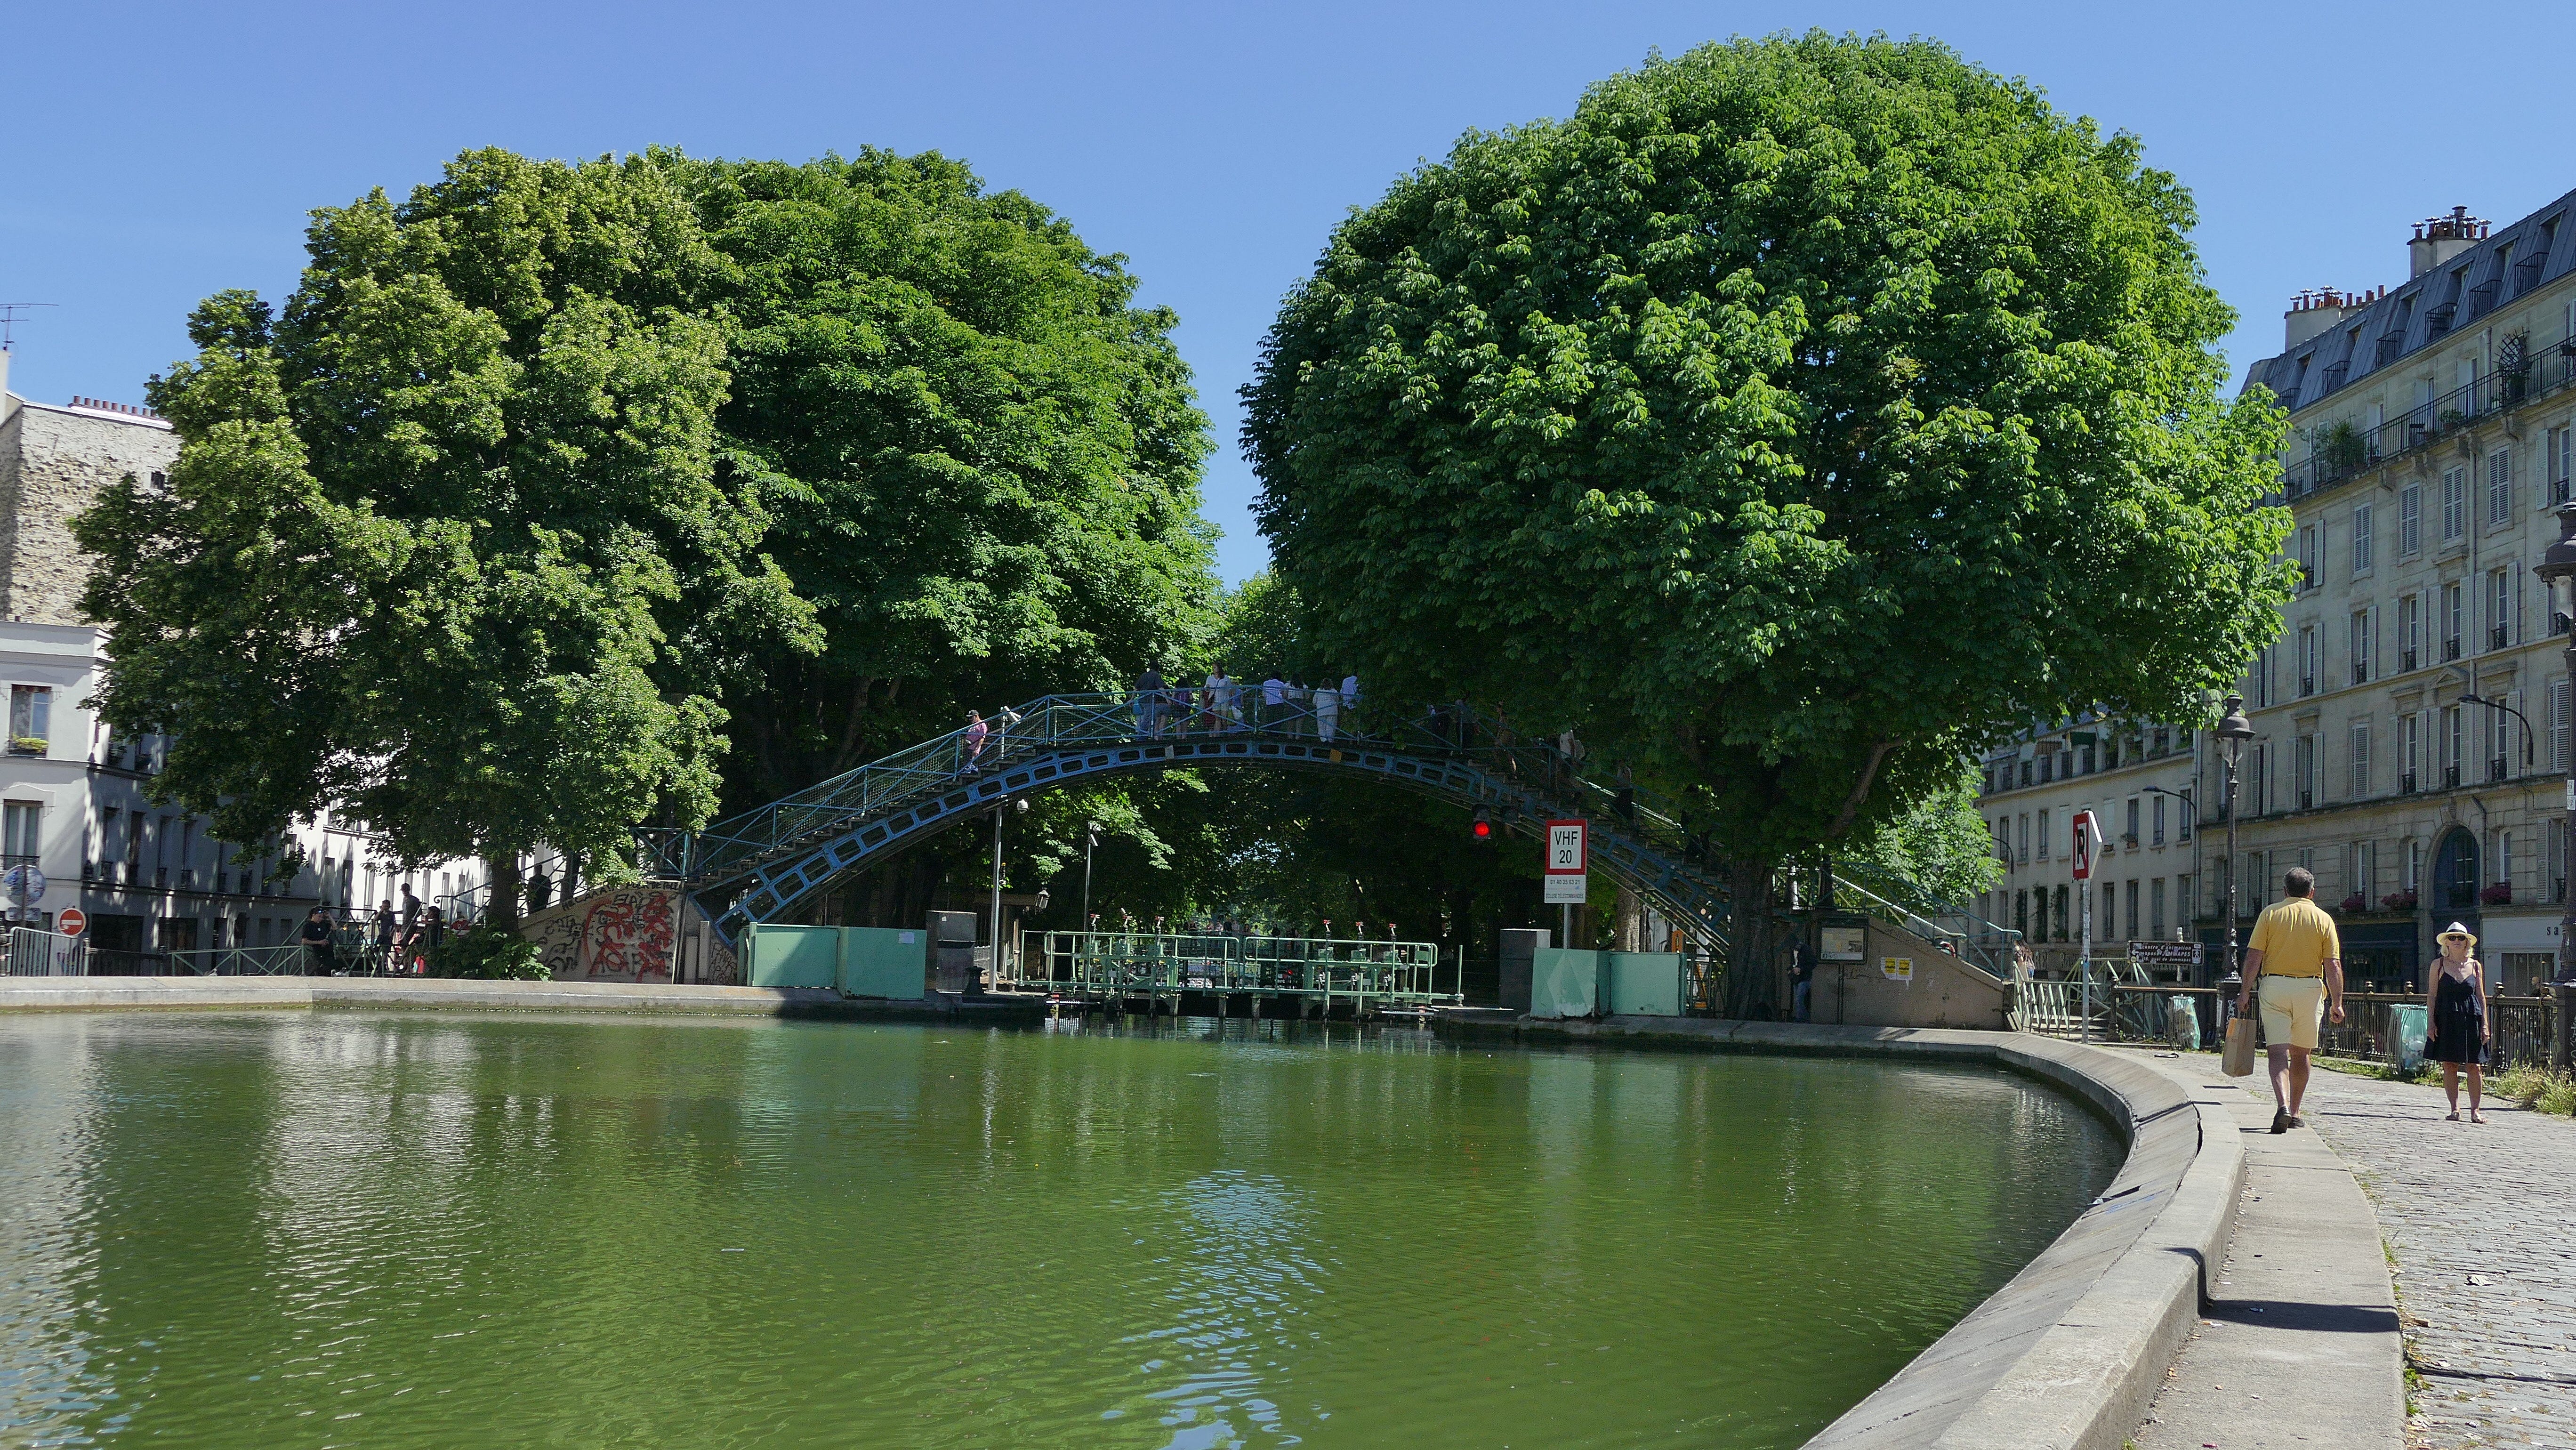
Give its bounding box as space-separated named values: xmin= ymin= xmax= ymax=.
xmin=2491 ymin=624 xmax=2511 ymax=651
xmin=2402 ymin=771 xmax=2419 ymax=793
xmin=2446 ymin=764 xmax=2463 ymax=789
xmin=2490 ymin=757 xmax=2510 ymax=783
xmin=2352 ymin=661 xmax=2369 ymax=685
xmin=2402 ymin=648 xmax=2418 ymax=671
xmin=2444 ymin=638 xmax=2462 ymax=662
xmin=2274 ymin=334 xmax=2576 ymax=497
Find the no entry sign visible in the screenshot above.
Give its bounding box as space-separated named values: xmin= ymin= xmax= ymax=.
xmin=57 ymin=908 xmax=85 ymax=937
xmin=1544 ymin=819 xmax=1587 ymax=905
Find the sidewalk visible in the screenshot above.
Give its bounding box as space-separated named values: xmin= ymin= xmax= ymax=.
xmin=2127 ymin=1048 xmax=2406 ymax=1450
xmin=2293 ymin=1063 xmax=2576 ymax=1450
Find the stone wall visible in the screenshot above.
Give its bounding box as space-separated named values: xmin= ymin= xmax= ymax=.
xmin=520 ymin=886 xmax=739 ymax=985
xmin=0 ymin=403 xmax=177 ymax=626
xmin=1812 ymin=916 xmax=2013 ymax=1029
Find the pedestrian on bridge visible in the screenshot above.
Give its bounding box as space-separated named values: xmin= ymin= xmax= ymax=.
xmin=961 ymin=710 xmax=989 ymax=775
xmin=1315 ymin=679 xmax=1341 ymax=741
xmin=1135 ymin=667 xmax=1166 ymax=737
xmin=1207 ymin=666 xmax=1239 ymax=730
xmin=2234 ymin=866 xmax=2348 ymax=1134
xmin=1261 ymin=672 xmax=1286 ymax=732
xmin=2423 ymin=923 xmax=2490 ymax=1123
xmin=1341 ymin=672 xmax=1360 ymax=732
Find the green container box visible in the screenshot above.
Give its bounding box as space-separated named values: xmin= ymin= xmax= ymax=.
xmin=839 ymin=926 xmax=927 ymax=1001
xmin=742 ymin=924 xmax=839 ymax=989
xmin=1607 ymin=952 xmax=1682 ymax=1016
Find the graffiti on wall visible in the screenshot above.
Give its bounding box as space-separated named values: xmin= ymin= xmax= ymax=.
xmin=586 ymin=891 xmax=676 ymax=981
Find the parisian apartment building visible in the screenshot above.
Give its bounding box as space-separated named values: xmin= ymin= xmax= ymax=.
xmin=1977 ymin=716 xmax=2202 ymax=974
xmin=0 ymin=347 xmax=483 ymax=967
xmin=2216 ymin=192 xmax=2576 ymax=999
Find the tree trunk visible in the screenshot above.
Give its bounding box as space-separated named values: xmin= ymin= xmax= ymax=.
xmin=1615 ymin=884 xmax=1645 ymax=952
xmin=1722 ymin=858 xmax=1781 ymax=1020
xmin=485 ymin=852 xmax=523 ymax=931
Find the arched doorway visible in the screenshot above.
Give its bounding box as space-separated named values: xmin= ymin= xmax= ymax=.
xmin=2431 ymin=827 xmax=2481 ymax=918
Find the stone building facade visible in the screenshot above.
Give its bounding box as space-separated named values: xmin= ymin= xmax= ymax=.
xmin=1977 ymin=716 xmax=2202 ymax=974
xmin=0 ymin=354 xmax=482 ymax=965
xmin=2222 ymin=193 xmax=2576 ymax=997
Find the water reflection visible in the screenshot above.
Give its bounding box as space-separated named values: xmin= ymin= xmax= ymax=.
xmin=0 ymin=1012 xmax=2117 ymax=1449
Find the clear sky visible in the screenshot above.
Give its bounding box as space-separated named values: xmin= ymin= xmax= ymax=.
xmin=12 ymin=1 xmax=2576 ymax=584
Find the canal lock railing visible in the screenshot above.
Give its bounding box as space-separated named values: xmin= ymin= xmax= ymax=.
xmin=1000 ymin=930 xmax=1463 ymax=1016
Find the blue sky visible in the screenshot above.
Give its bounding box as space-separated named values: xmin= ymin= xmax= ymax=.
xmin=12 ymin=1 xmax=2576 ymax=584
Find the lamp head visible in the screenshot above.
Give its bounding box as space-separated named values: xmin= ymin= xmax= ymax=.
xmin=2215 ymin=693 xmax=2254 ymax=742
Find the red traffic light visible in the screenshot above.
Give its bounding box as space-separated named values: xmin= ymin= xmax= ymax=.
xmin=1471 ymin=808 xmax=1492 ymax=840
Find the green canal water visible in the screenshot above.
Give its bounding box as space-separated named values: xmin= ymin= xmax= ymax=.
xmin=0 ymin=1012 xmax=2117 ymax=1448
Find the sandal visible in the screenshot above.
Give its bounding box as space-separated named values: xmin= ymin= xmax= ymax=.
xmin=2445 ymin=1111 xmax=2460 ymax=1121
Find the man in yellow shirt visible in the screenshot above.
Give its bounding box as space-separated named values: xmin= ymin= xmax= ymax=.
xmin=2235 ymin=866 xmax=2348 ymax=1133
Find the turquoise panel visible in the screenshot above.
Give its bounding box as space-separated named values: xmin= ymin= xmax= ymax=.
xmin=839 ymin=926 xmax=927 ymax=1000
xmin=2385 ymin=1002 xmax=2427 ymax=1074
xmin=1531 ymin=948 xmax=1605 ymax=1018
xmin=744 ymin=925 xmax=839 ymax=989
xmin=1607 ymin=953 xmax=1682 ymax=1016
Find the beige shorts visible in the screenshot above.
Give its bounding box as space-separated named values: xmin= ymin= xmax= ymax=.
xmin=2258 ymin=974 xmax=2326 ymax=1051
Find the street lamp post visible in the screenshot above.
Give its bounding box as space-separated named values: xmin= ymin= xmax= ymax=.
xmin=2529 ymin=502 xmax=2576 ymax=1069
xmin=2215 ymin=695 xmax=2257 ymax=995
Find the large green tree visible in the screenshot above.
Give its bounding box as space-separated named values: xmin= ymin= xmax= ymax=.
xmin=668 ymin=149 xmax=1220 ymax=811
xmin=75 ymin=149 xmax=810 ymax=920
xmin=1243 ymin=32 xmax=2291 ymax=1013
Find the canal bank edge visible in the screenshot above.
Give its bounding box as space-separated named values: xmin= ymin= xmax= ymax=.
xmin=0 ymin=975 xmax=1013 ymax=1019
xmin=1511 ymin=1019 xmax=2244 ymax=1450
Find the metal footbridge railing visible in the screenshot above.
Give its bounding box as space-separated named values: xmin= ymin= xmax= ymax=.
xmin=646 ymin=690 xmax=2017 ymax=980
xmin=650 ymin=693 xmax=1742 ymax=948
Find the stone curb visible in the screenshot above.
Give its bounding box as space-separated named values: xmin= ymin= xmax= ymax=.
xmin=1498 ymin=1018 xmax=2246 ymax=1450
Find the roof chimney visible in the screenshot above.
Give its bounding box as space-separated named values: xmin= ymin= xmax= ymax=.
xmin=2284 ymin=284 xmax=2377 ymax=351
xmin=2410 ymin=205 xmax=2487 ymax=278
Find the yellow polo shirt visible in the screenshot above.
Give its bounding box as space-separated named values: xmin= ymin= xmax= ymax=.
xmin=2248 ymin=897 xmax=2339 ymax=978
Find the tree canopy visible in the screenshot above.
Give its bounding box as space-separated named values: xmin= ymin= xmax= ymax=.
xmin=76 ymin=149 xmax=811 ymax=913
xmin=1243 ymin=32 xmax=2291 ymax=1003
xmin=669 ymin=150 xmax=1220 ymax=811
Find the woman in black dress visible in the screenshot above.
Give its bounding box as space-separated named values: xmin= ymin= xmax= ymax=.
xmin=2423 ymin=921 xmax=2490 ymax=1123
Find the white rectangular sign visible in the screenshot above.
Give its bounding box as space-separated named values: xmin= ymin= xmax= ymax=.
xmin=1544 ymin=819 xmax=1587 ymax=904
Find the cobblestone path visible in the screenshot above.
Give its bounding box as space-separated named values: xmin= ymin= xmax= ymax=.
xmin=2299 ymin=1066 xmax=2576 ymax=1449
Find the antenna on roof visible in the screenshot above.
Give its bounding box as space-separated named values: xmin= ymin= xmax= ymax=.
xmin=0 ymin=304 xmax=58 ymax=350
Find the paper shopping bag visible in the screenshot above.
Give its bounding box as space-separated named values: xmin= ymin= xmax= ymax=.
xmin=2221 ymin=1015 xmax=2258 ymax=1077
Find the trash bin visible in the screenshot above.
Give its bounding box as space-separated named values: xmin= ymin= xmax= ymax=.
xmin=2386 ymin=1002 xmax=2428 ymax=1076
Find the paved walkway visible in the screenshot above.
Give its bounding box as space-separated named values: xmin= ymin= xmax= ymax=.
xmin=2129 ymin=1050 xmax=2405 ymax=1450
xmin=2290 ymin=1064 xmax=2576 ymax=1449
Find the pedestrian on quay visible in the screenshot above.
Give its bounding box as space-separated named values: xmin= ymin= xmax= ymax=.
xmin=2234 ymin=866 xmax=2348 ymax=1134
xmin=371 ymin=901 xmax=395 ymax=975
xmin=300 ymin=904 xmax=340 ymax=976
xmin=2423 ymin=922 xmax=2491 ymax=1123
xmin=1791 ymin=942 xmax=1815 ymax=1022
xmin=961 ymin=709 xmax=989 ymax=775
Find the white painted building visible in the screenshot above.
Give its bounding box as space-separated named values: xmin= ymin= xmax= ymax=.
xmin=0 ymin=351 xmax=482 ymax=966
xmin=1977 ymin=714 xmax=2203 ymax=974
